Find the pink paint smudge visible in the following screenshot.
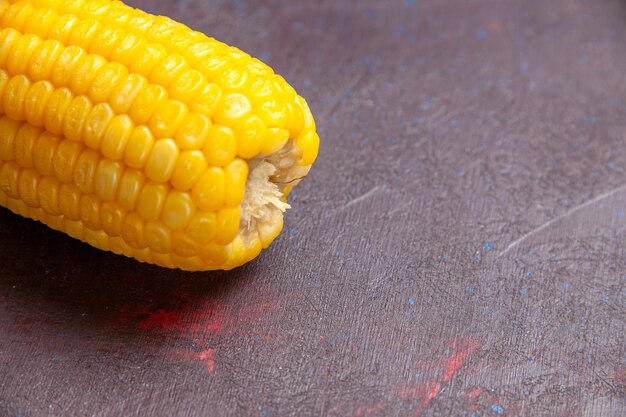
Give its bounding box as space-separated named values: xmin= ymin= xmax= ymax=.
xmin=397 ymin=335 xmax=482 ymax=417
xmin=198 ymin=348 xmax=215 ymax=373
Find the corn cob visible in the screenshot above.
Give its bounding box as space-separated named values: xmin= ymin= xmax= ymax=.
xmin=0 ymin=0 xmax=318 ymax=271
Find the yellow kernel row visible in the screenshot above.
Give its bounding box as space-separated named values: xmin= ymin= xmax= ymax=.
xmin=0 ymin=186 xmax=236 ymax=270
xmin=0 ymin=155 xmax=241 ymax=259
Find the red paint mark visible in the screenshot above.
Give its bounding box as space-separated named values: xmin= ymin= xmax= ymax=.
xmin=465 ymin=387 xmax=485 ymax=411
xmin=137 ymin=309 xmax=181 ymax=330
xmin=352 ymin=400 xmax=385 ymax=417
xmin=396 ymin=335 xmax=482 ymax=417
xmin=443 ymin=338 xmax=481 ymax=382
xmin=199 ymin=348 xmax=215 ymax=373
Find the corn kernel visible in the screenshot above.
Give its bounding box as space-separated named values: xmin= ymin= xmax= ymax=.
xmin=136 ymin=181 xmax=168 ymax=221
xmin=233 ymin=114 xmax=266 ymax=159
xmin=121 ymin=212 xmax=147 ymax=249
xmin=0 ymin=161 xmax=19 ymax=198
xmin=24 ymin=80 xmax=54 ymax=127
xmin=43 ymin=87 xmax=72 ymax=135
xmin=17 ymin=168 xmax=40 ymax=208
xmin=101 ymin=114 xmax=133 ymax=160
xmin=0 ymin=116 xmax=20 ymax=161
xmin=23 ymin=8 xmax=58 ymax=40
xmin=3 ymin=74 xmax=30 ymax=120
xmin=78 ymin=193 xmax=101 ymax=230
xmin=58 ymin=183 xmax=80 ymax=221
xmin=149 ymin=99 xmax=187 ymax=139
xmin=170 ymin=231 xmax=198 ymax=257
xmin=202 ymin=124 xmax=236 ymax=166
xmin=224 ymin=158 xmax=248 ymax=207
xmin=169 ymin=69 xmax=205 ymax=102
xmin=175 ymin=112 xmax=211 ymax=150
xmin=88 ymin=62 xmax=128 ymax=104
xmin=38 ymin=176 xmax=61 ymax=215
xmin=66 ymin=18 xmax=100 ymax=50
xmin=149 ymin=54 xmax=188 ymax=88
xmin=72 ymin=147 xmax=99 ymax=194
xmin=213 ymin=92 xmax=251 ymax=126
xmin=129 ymin=83 xmax=167 ymax=125
xmin=186 ymin=211 xmax=217 ymax=244
xmin=7 ymin=33 xmax=42 ymax=76
xmin=191 ymin=166 xmax=225 ymax=211
xmin=88 ymin=25 xmax=124 ymax=59
xmin=53 ymin=139 xmax=82 ymax=183
xmin=161 ymin=190 xmax=196 ymax=231
xmin=28 ymin=40 xmax=64 ymax=82
xmin=188 ymin=83 xmax=221 ymax=116
xmin=83 ymin=102 xmax=114 ymax=150
xmin=214 ymin=206 xmax=240 ymax=245
xmin=128 ymin=43 xmax=167 ymax=76
xmin=60 ymin=96 xmax=91 ymax=141
xmin=70 ymin=53 xmax=106 ymax=95
xmin=145 ymin=138 xmax=179 ymax=183
xmin=116 ymin=169 xmax=145 ymax=211
xmin=100 ymin=202 xmax=126 ymax=237
xmin=33 ymin=132 xmax=60 ymax=177
xmin=13 ymin=123 xmax=41 ymax=168
xmin=110 ymin=73 xmax=147 ymax=114
xmin=94 ymin=159 xmax=123 ymax=201
xmin=170 ymin=150 xmax=207 ymax=191
xmin=144 ymin=221 xmax=171 ymax=254
xmin=124 ymin=126 xmax=154 ymax=169
xmin=296 ymin=130 xmax=320 ymax=166
xmin=50 ymin=45 xmax=85 ymax=87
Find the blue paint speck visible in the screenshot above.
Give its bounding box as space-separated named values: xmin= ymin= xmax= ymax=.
xmin=450 ymin=119 xmax=461 ymax=127
xmin=475 ymin=28 xmax=487 ymax=39
xmin=52 ymin=354 xmax=61 ymax=362
xmin=588 ymin=354 xmax=593 ymax=364
xmin=520 ymin=61 xmax=529 ymax=72
xmin=415 ymin=372 xmax=421 ymax=380
xmin=466 ymin=286 xmax=474 ymax=294
xmin=520 ymin=288 xmax=528 ymax=295
xmin=311 ymin=271 xmax=318 ymax=278
xmin=617 ymin=209 xmax=625 ymax=217
xmin=57 ymin=332 xmax=65 ymax=337
xmin=412 ymin=116 xmax=421 ymax=124
xmin=302 ymin=79 xmax=312 ymax=88
xmin=335 ymin=250 xmax=341 ymax=257
xmin=586 ymin=115 xmax=599 ymax=124
xmin=403 ymin=0 xmax=416 ymax=5
xmin=252 ymin=335 xmax=261 ymax=341
xmin=260 ymin=409 xmax=268 ymax=417
xmin=342 ymin=335 xmax=350 ymax=341
xmin=408 ymin=297 xmax=415 ymax=306
xmin=602 ymin=294 xmax=609 ymax=302
xmin=562 ymin=281 xmax=570 ymax=289
xmin=607 ymin=161 xmax=616 ymax=169
xmin=444 ymin=347 xmax=450 ymax=355
xmin=524 ymin=390 xmax=531 ymax=396
xmin=491 ymin=404 xmax=504 ymax=414
xmin=384 ymin=82 xmax=393 ymax=89
xmin=483 ymin=242 xmax=494 ymax=251
xmin=289 ymin=227 xmax=297 ymax=237
xmin=471 ymin=412 xmax=479 ymax=417
xmin=526 ymin=270 xmax=534 ymax=277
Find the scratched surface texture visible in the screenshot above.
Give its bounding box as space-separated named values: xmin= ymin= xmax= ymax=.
xmin=1 ymin=0 xmax=625 ymax=416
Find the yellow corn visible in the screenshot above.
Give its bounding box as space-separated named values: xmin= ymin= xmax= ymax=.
xmin=0 ymin=0 xmax=319 ymax=271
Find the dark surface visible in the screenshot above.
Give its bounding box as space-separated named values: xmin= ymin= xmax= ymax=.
xmin=1 ymin=0 xmax=625 ymax=416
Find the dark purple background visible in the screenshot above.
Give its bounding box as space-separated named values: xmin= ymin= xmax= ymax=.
xmin=1 ymin=0 xmax=625 ymax=416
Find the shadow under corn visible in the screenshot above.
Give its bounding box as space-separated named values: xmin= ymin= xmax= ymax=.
xmin=0 ymin=207 xmax=253 ymax=340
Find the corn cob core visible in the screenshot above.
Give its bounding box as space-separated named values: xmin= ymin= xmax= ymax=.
xmin=0 ymin=0 xmax=318 ymax=271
